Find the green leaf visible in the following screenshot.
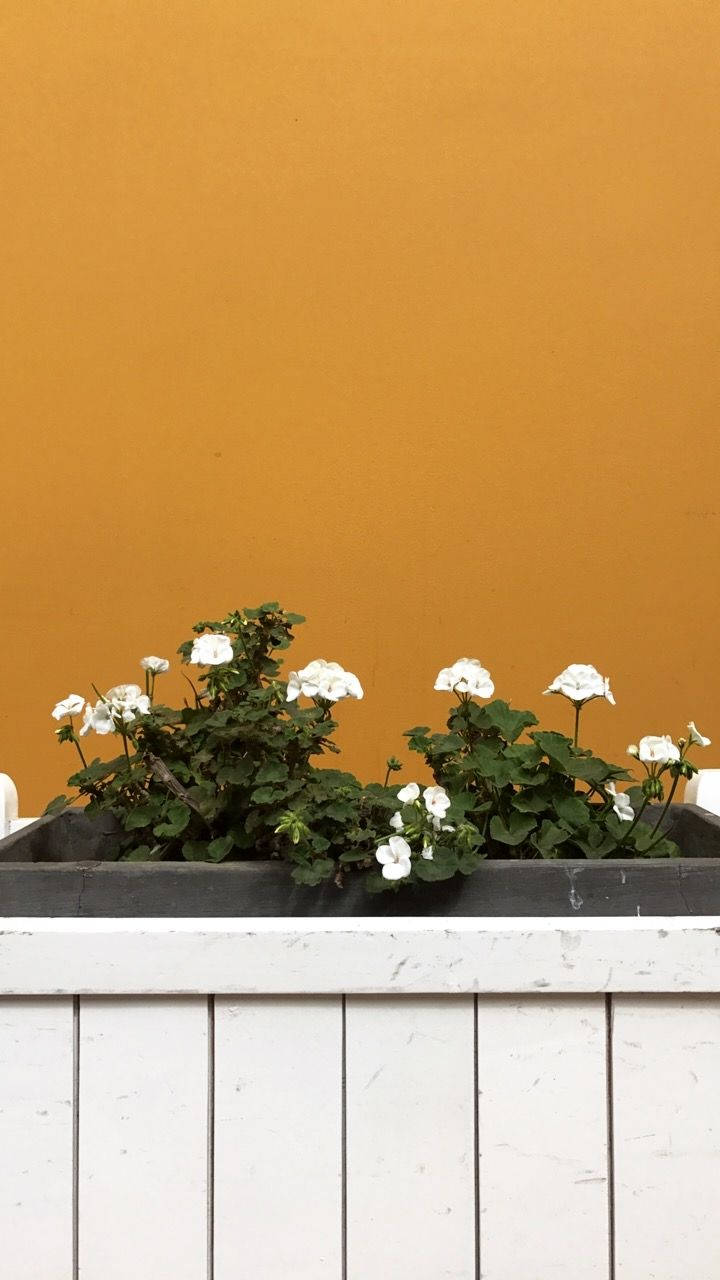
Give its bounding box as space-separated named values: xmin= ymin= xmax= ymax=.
xmin=182 ymin=840 xmax=210 ymax=861
xmin=534 ymin=820 xmax=571 ymax=856
xmin=489 ymin=812 xmax=537 ymax=846
xmin=457 ymin=846 xmax=487 ymax=875
xmin=483 ymin=700 xmax=539 ymax=743
xmin=44 ymin=794 xmax=70 ymax=816
xmin=250 ymin=785 xmax=284 ymax=805
xmin=413 ymin=850 xmax=458 ymax=881
xmin=513 ymin=789 xmax=550 ymax=814
xmin=125 ymin=843 xmax=166 ymax=862
xmin=216 ymin=760 xmax=253 ymax=785
xmin=206 ymin=834 xmax=235 ymax=862
xmin=124 ymin=805 xmax=158 ymax=831
xmin=553 ymin=792 xmax=591 ymax=828
xmin=531 ymin=731 xmax=574 ymax=770
xmin=255 ymin=760 xmax=289 ymax=785
xmin=153 ymin=799 xmax=191 ymax=838
xmin=291 ymin=859 xmax=336 ymax=886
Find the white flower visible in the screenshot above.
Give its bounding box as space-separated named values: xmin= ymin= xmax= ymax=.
xmin=543 ymin=664 xmax=615 ymax=706
xmin=688 ymin=721 xmax=711 ymax=748
xmin=397 ymin=782 xmax=420 ymax=804
xmin=431 ymin=817 xmax=455 ymax=833
xmin=80 ymin=685 xmax=151 ymax=735
xmin=421 ymin=842 xmax=434 ymax=860
xmin=51 ymin=694 xmax=85 ymax=721
xmin=79 ymin=700 xmax=114 ymax=736
xmin=637 ymin=734 xmax=680 ymax=766
xmin=190 ymin=633 xmax=234 ymax=666
xmin=389 ymin=811 xmax=404 ymax=831
xmin=423 ymin=785 xmax=451 ymax=819
xmin=434 ymin=658 xmax=494 ymax=699
xmin=286 ymin=659 xmax=363 ymax=703
xmin=376 ymin=835 xmax=412 ymax=881
xmin=140 ymin=656 xmax=170 ymax=674
xmin=105 ymin=684 xmax=151 ymax=724
xmin=627 ymin=744 xmax=639 ymax=758
xmin=607 ymin=782 xmax=634 ymax=822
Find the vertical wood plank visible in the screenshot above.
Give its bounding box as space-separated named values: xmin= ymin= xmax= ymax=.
xmin=478 ymin=996 xmax=609 ymax=1279
xmin=214 ymin=996 xmax=342 ymax=1280
xmin=346 ymin=995 xmax=476 ymax=1279
xmin=79 ymin=997 xmax=208 ymax=1280
xmin=0 ymin=997 xmax=73 ymax=1280
xmin=614 ymin=995 xmax=720 ymax=1280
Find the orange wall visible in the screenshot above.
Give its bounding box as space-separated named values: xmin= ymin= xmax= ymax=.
xmin=2 ymin=0 xmax=719 ymax=814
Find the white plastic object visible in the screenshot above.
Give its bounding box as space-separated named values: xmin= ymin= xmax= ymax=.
xmin=0 ymin=773 xmax=19 ymax=837
xmin=684 ymin=768 xmax=720 ymax=818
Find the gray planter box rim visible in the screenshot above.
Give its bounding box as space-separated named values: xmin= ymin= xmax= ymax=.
xmin=1 ymin=804 xmax=720 ymax=917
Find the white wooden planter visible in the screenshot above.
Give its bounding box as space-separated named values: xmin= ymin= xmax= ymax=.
xmin=3 ymin=773 xmax=720 ymax=1278
xmin=2 ymin=917 xmax=720 ymax=1279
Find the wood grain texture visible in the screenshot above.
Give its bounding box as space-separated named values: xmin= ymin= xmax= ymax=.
xmin=214 ymin=997 xmax=342 ymax=1279
xmin=3 ymin=917 xmax=720 ymax=994
xmin=78 ymin=997 xmax=208 ymax=1280
xmin=0 ymin=998 xmax=73 ymax=1280
xmin=478 ymin=996 xmax=609 ymax=1279
xmin=346 ymin=996 xmax=476 ymax=1279
xmin=614 ymin=995 xmax=720 ymax=1279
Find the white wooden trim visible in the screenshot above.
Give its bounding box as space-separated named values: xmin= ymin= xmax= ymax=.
xmin=1 ymin=917 xmax=720 ymax=995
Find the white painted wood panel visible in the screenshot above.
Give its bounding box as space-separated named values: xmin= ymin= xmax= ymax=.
xmin=78 ymin=997 xmax=208 ymax=1280
xmin=0 ymin=997 xmax=73 ymax=1279
xmin=478 ymin=996 xmax=609 ymax=1279
xmin=346 ymin=995 xmax=475 ymax=1279
xmin=214 ymin=996 xmax=342 ymax=1278
xmin=614 ymin=995 xmax=720 ymax=1280
xmin=3 ymin=917 xmax=720 ymax=995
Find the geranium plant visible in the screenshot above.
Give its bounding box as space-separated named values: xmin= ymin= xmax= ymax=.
xmin=49 ymin=605 xmax=711 ymax=891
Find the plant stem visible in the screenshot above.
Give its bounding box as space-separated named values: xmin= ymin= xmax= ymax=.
xmin=573 ymin=704 xmax=581 ymax=749
xmin=73 ymin=737 xmax=88 ymax=770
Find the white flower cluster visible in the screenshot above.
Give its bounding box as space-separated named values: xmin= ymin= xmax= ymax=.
xmin=543 ymin=664 xmax=614 ymax=706
xmin=434 ymin=658 xmax=494 ymax=699
xmin=627 ymin=725 xmax=710 ymax=765
xmin=52 ymin=655 xmax=171 ymax=738
xmin=80 ymin=684 xmax=151 ymax=736
xmin=190 ymin=633 xmax=234 ymax=666
xmin=376 ymin=782 xmax=453 ymax=880
xmin=286 ymin=659 xmax=363 ymax=704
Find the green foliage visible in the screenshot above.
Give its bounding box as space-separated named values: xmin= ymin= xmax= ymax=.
xmin=403 ymin=696 xmax=679 ymax=870
xmin=51 ymin=603 xmax=685 ymax=889
xmin=57 ymin=605 xmax=397 ymax=881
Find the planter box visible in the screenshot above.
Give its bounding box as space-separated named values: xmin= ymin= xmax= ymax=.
xmin=2 ymin=801 xmax=720 ymax=916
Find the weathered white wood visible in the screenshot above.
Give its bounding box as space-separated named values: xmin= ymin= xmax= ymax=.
xmin=0 ymin=773 xmax=19 ymax=837
xmin=78 ymin=997 xmax=208 ymax=1279
xmin=0 ymin=998 xmax=74 ymax=1279
xmin=614 ymin=995 xmax=720 ymax=1279
xmin=214 ymin=997 xmax=342 ymax=1278
xmin=478 ymin=996 xmax=609 ymax=1279
xmin=2 ymin=917 xmax=720 ymax=994
xmin=346 ymin=996 xmax=475 ymax=1278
